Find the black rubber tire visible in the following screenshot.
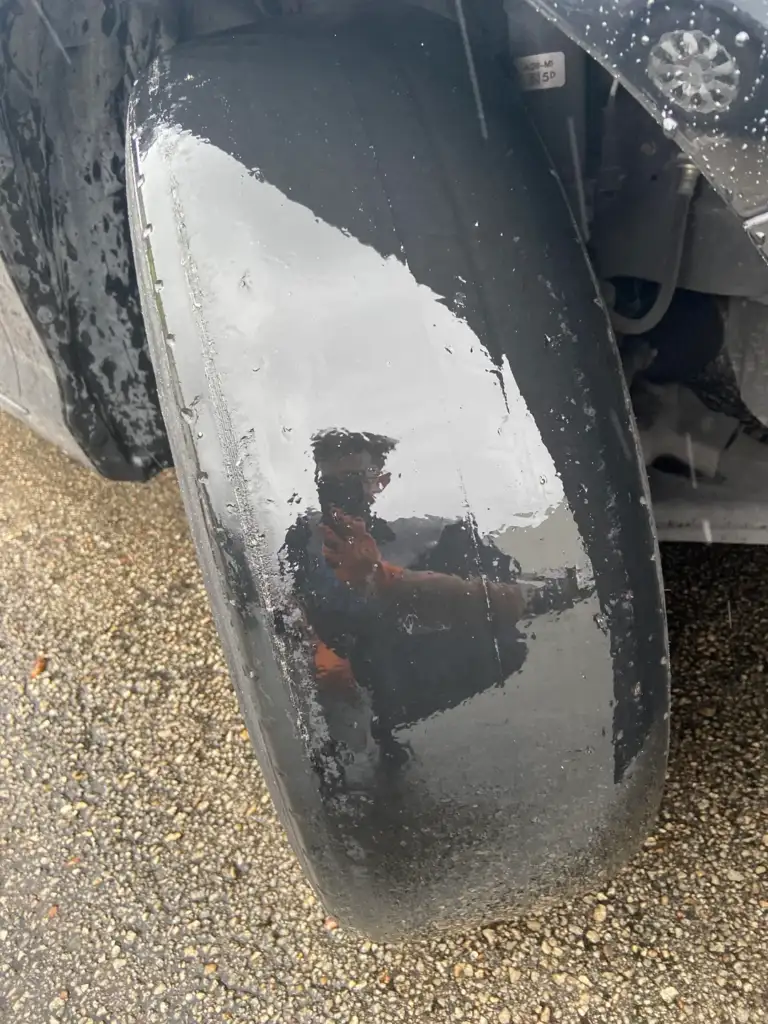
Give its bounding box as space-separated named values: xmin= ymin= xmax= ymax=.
xmin=127 ymin=6 xmax=670 ymax=939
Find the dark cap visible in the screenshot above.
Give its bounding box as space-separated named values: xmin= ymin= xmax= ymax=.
xmin=311 ymin=429 xmax=398 ymax=467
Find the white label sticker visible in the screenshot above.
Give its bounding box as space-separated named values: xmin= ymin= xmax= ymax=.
xmin=514 ymin=51 xmax=566 ymax=92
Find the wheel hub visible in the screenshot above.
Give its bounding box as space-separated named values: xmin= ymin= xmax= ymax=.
xmin=647 ymin=29 xmax=741 ymax=115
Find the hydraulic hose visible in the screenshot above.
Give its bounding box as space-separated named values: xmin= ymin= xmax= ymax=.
xmin=609 ymin=159 xmax=701 ymax=337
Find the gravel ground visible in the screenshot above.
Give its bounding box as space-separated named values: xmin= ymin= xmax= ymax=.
xmin=0 ymin=410 xmax=766 ymax=1024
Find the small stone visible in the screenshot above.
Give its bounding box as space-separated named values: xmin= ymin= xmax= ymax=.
xmin=593 ymin=904 xmax=607 ymax=924
xmin=735 ymin=1007 xmax=750 ymax=1023
xmin=323 ymin=916 xmax=339 ymax=932
xmin=660 ymin=986 xmax=679 ymax=1004
xmin=726 ymin=869 xmax=744 ymax=883
xmin=164 ymin=832 xmax=183 ymax=843
xmin=30 ymin=655 xmax=48 ymax=679
xmin=453 ymin=963 xmax=473 ymax=979
xmin=204 ymin=963 xmax=217 ymax=975
xmin=539 ymin=1007 xmax=551 ymax=1024
xmin=525 ymin=918 xmax=542 ymax=933
xmin=585 ymin=930 xmax=600 ymax=944
xmin=498 ymin=1011 xmax=511 ymax=1024
xmin=508 ymin=968 xmax=521 ymax=984
xmin=482 ymin=928 xmax=497 ymax=945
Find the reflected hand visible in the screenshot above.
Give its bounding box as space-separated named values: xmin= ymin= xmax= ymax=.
xmin=314 ymin=639 xmax=356 ymax=691
xmin=321 ymin=509 xmax=383 ymax=589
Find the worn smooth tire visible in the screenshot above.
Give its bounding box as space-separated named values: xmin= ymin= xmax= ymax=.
xmin=127 ymin=7 xmax=670 ymax=939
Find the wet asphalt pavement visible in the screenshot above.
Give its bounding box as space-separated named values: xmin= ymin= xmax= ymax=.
xmin=0 ymin=410 xmax=766 ymax=1024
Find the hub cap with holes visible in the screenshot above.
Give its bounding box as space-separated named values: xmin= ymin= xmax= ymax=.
xmin=647 ymin=28 xmax=741 ymax=115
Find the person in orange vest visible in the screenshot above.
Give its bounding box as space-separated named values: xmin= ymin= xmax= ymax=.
xmin=281 ymin=429 xmax=590 ymax=788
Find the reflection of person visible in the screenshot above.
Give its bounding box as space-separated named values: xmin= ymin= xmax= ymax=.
xmin=282 ymin=429 xmax=588 ymax=778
